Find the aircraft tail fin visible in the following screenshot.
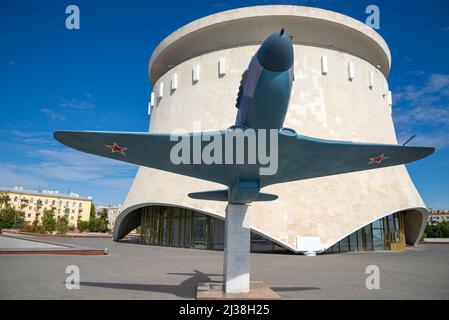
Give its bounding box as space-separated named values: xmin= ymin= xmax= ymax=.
xmin=188 ymin=189 xmax=278 ymax=202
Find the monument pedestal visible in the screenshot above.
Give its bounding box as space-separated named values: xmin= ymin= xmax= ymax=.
xmin=223 ymin=204 xmax=251 ymax=293
xmin=196 ymin=281 xmax=281 ymax=300
xmin=196 ymin=204 xmax=282 ymax=299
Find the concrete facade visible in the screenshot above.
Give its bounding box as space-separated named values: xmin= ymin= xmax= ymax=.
xmin=114 ymin=5 xmax=429 ymax=254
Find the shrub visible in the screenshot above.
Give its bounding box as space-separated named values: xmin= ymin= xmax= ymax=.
xmin=424 ymin=221 xmax=449 ymax=238
xmin=11 ymin=216 xmax=25 ymax=230
xmin=77 ymin=220 xmax=89 ymax=233
xmin=20 ymin=220 xmax=46 ymax=234
xmin=19 ymin=221 xmax=30 ymax=232
xmin=88 ymin=218 xmax=105 ymax=233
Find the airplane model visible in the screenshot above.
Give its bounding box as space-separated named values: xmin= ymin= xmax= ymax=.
xmin=54 ymin=29 xmax=435 ymax=204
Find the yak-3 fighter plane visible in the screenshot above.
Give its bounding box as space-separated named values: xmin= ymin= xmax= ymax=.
xmin=54 ymin=29 xmax=435 ymax=204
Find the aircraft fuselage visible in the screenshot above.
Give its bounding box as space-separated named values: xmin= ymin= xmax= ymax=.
xmin=235 ymin=30 xmax=294 ymax=130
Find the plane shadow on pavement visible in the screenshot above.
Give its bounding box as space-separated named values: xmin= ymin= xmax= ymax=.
xmin=78 ymin=269 xmax=320 ymax=299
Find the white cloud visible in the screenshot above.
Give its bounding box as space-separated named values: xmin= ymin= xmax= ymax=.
xmin=0 ymin=166 xmax=49 ymax=189
xmin=40 ymin=108 xmax=66 ymax=120
xmin=393 ymin=73 xmax=449 ymax=148
xmin=57 ymin=95 xmax=96 ymax=110
xmin=10 ymin=130 xmax=48 ymax=139
xmin=0 ymin=142 xmax=136 ymax=201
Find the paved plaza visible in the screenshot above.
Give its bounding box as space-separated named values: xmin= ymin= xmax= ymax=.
xmin=0 ymin=236 xmax=448 ymax=299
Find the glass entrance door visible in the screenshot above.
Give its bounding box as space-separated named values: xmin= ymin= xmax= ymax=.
xmin=192 ymin=212 xmax=208 ymax=249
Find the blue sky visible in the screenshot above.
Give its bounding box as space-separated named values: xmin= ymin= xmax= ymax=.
xmin=0 ymin=0 xmax=448 ymax=207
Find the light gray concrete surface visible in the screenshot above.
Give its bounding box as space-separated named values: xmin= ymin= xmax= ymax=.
xmin=224 ymin=204 xmax=251 ymax=293
xmin=0 ymin=236 xmax=448 ymax=300
xmin=0 ymin=236 xmax=66 ymax=249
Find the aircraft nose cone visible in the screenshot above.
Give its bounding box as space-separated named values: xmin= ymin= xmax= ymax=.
xmin=257 ymin=29 xmax=294 ymax=71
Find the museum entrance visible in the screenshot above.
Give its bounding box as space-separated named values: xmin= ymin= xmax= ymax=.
xmin=140 ymin=206 xmax=411 ymax=254
xmin=139 ymin=205 xmax=287 ymax=253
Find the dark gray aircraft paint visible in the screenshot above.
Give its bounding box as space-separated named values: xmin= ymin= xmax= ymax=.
xmin=54 ymin=30 xmax=435 ymax=204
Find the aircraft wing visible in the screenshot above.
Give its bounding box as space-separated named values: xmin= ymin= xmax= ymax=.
xmin=54 ymin=130 xmax=435 ymax=190
xmin=260 ymin=133 xmax=435 ymax=187
xmin=53 ymin=130 xmax=249 ymax=187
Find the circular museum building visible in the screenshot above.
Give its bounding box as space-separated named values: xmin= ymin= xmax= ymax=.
xmin=112 ymin=5 xmax=429 ymax=255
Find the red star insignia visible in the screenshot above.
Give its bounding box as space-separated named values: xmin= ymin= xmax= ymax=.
xmin=105 ymin=142 xmax=128 ymax=155
xmin=368 ymin=154 xmax=390 ymax=165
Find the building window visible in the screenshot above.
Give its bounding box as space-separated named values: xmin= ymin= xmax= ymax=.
xmin=192 ymin=64 xmax=200 ymax=82
xmin=218 ymin=58 xmax=226 ymax=76
xmin=140 ymin=205 xmax=281 ymax=253
xmin=171 ymin=73 xmax=178 ymax=91
xmin=321 ymin=56 xmax=328 ymax=75
xmin=324 ymin=212 xmax=406 ymax=254
xmin=347 ymin=61 xmax=355 ymax=80
xmin=158 ymin=82 xmax=164 ymax=98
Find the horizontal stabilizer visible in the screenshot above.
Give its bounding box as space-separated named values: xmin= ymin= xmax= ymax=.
xmin=256 ymin=192 xmax=278 ymax=201
xmin=188 ymin=190 xmax=278 ymax=202
xmin=188 ymin=190 xmax=228 ymax=201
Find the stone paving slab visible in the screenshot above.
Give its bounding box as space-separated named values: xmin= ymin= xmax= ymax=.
xmin=0 ymin=234 xmax=106 ymax=256
xmin=0 ymin=236 xmax=64 ymax=249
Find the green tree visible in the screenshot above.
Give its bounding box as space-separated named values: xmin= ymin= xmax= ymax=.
xmin=442 ymin=221 xmax=449 ymax=237
xmin=90 ymin=204 xmax=96 ymax=220
xmin=56 ymin=216 xmax=69 ymax=234
xmin=99 ymin=208 xmax=109 ymax=226
xmin=86 ymin=205 xmax=109 ymax=233
xmin=0 ymin=207 xmax=19 ymax=229
xmin=0 ymin=193 xmax=11 ymax=208
xmin=41 ymin=209 xmax=56 ymax=233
